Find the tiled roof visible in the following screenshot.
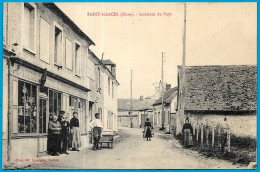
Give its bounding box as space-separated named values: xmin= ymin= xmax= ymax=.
xmin=118 ymin=98 xmax=155 ymax=111
xmin=153 ymin=87 xmax=178 ymax=106
xmin=178 ymin=65 xmax=257 ymax=111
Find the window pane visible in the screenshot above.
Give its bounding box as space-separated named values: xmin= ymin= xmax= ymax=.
xmin=39 ymin=99 xmax=43 ymax=133
xmin=30 ymin=85 xmax=37 ymax=133
xmin=43 ymin=100 xmax=47 ymax=133
xmin=54 ymin=92 xmax=57 ymax=114
xmin=58 ymin=93 xmax=61 ymax=113
xmin=18 ymin=81 xmax=25 ymax=133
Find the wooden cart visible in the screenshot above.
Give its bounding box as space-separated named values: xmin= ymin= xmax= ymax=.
xmin=100 ymin=135 xmax=114 ymax=149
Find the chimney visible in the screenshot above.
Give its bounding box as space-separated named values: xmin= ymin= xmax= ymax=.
xmin=140 ymin=95 xmax=144 ymax=101
xmin=166 ymin=84 xmax=171 ymax=92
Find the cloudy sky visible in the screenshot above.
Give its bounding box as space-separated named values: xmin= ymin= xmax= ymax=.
xmin=56 ymin=3 xmax=257 ymax=99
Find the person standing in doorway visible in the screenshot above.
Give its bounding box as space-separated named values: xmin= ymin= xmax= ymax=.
xmin=59 ymin=111 xmax=70 ymax=154
xmin=70 ymin=112 xmax=81 ymax=151
xmin=89 ymin=113 xmax=103 ymax=150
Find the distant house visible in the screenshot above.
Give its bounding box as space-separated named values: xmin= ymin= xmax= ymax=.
xmin=176 ymin=65 xmax=257 ymax=137
xmin=117 ymin=96 xmax=154 ymax=128
xmin=152 ymin=85 xmax=178 ymax=133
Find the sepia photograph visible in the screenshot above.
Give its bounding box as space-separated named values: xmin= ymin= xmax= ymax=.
xmin=2 ymin=2 xmax=257 ymax=170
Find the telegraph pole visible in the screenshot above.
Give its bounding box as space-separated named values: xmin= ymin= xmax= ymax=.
xmin=161 ymin=52 xmax=164 ymax=129
xmin=181 ymin=3 xmax=187 ymax=128
xmin=130 ymin=70 xmax=133 ymax=128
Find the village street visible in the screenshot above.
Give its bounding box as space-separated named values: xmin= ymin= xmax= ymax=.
xmin=22 ymin=127 xmax=245 ymax=169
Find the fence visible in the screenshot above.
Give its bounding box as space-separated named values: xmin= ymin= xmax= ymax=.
xmin=192 ymin=123 xmax=231 ymax=153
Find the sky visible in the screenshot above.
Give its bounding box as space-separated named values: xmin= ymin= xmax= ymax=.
xmin=56 ymin=3 xmax=257 ymax=99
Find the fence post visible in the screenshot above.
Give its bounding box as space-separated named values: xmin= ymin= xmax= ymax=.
xmin=212 ymin=126 xmax=214 ymax=148
xmin=196 ymin=125 xmax=199 ymax=141
xmin=201 ymin=124 xmax=204 ymax=145
xmin=217 ymin=125 xmax=221 ymax=149
xmin=227 ymin=128 xmax=231 ymax=152
xmin=206 ymin=127 xmax=209 ymax=147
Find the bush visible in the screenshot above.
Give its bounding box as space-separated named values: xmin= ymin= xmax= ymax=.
xmin=230 ymin=134 xmax=256 ymax=150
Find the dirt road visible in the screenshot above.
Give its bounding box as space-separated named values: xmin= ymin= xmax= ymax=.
xmin=24 ymin=127 xmax=245 ymax=169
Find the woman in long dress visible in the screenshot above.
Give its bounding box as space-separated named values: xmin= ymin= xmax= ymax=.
xmin=144 ymin=118 xmax=152 ymax=141
xmin=48 ymin=114 xmax=62 ymax=156
xmin=182 ymin=119 xmax=193 ymax=148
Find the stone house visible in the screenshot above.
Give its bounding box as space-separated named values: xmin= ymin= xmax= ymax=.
xmin=176 ymin=65 xmax=257 ymax=138
xmin=2 ymin=3 xmax=95 ymax=164
xmin=152 ymin=85 xmax=178 ymax=133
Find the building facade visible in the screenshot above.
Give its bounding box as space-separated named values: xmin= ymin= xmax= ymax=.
xmin=3 ymin=3 xmax=95 ymax=164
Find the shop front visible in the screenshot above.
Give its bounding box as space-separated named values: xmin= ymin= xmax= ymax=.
xmin=6 ymin=62 xmax=89 ymax=162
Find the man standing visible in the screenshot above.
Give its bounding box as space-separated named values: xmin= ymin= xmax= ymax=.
xmin=70 ymin=112 xmax=80 ymax=151
xmin=89 ymin=113 xmax=103 ymax=150
xmin=59 ymin=111 xmax=70 ymax=154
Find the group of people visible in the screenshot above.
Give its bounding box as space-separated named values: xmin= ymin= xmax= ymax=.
xmin=47 ymin=111 xmax=81 ymax=156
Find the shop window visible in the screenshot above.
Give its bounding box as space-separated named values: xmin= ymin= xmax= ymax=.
xmin=39 ymin=98 xmax=47 ymax=134
xmin=23 ymin=3 xmax=36 ymax=52
xmin=17 ymin=81 xmax=37 ymax=134
xmin=75 ymin=42 xmax=81 ymax=76
xmin=49 ymin=89 xmax=61 ymax=117
xmin=39 ymin=17 xmax=50 ymax=63
xmin=65 ymin=38 xmax=73 ymax=70
xmin=54 ymin=23 xmax=63 ymax=66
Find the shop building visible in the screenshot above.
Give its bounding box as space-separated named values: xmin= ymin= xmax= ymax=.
xmin=3 ymin=3 xmax=95 ymax=164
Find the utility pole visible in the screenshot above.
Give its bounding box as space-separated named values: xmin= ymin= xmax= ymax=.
xmin=130 ymin=70 xmax=133 ymax=128
xmin=161 ymin=52 xmax=164 ymax=129
xmin=181 ymin=3 xmax=187 ymax=128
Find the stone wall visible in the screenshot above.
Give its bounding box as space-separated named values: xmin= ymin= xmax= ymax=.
xmin=188 ymin=113 xmax=256 ymax=138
